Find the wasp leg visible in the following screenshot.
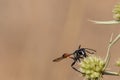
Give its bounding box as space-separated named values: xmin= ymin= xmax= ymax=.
xmin=71 ymin=60 xmax=81 ymax=73
xmin=85 ymin=49 xmax=95 ymax=54
xmin=84 ymin=48 xmax=96 ymax=52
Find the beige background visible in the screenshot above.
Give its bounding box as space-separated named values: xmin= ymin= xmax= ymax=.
xmin=0 ymin=0 xmax=120 ymax=80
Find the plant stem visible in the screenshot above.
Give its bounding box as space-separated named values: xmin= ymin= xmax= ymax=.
xmin=103 ymin=70 xmax=120 ymax=76
xmin=103 ymin=33 xmax=113 ymax=70
xmin=103 ymin=34 xmax=120 ymax=71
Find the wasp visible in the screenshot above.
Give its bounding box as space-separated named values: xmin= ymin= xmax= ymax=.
xmin=53 ymin=45 xmax=96 ymax=73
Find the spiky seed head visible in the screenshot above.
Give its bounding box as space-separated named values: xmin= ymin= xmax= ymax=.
xmin=116 ymin=59 xmax=120 ymax=67
xmin=79 ymin=56 xmax=105 ymax=80
xmin=113 ymin=3 xmax=120 ymax=20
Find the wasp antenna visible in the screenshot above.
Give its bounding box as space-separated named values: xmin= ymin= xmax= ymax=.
xmin=78 ymin=45 xmax=81 ymax=49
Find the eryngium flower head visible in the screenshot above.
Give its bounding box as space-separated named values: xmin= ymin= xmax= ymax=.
xmin=113 ymin=3 xmax=120 ymax=20
xmin=79 ymin=56 xmax=105 ymax=80
xmin=116 ymin=59 xmax=120 ymax=67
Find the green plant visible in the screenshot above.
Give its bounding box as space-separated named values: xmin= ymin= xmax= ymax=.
xmin=89 ymin=3 xmax=120 ymax=24
xmin=77 ymin=3 xmax=120 ymax=80
xmin=78 ymin=34 xmax=120 ymax=80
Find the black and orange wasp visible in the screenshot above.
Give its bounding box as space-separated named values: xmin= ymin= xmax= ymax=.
xmin=53 ymin=45 xmax=96 ymax=73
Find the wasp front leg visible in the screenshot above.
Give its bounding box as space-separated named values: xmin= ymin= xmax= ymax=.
xmin=71 ymin=59 xmax=82 ymax=73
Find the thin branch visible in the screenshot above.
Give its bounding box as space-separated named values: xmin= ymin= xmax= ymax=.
xmin=103 ymin=34 xmax=120 ymax=70
xmin=103 ymin=71 xmax=120 ymax=76
xmin=103 ymin=33 xmax=113 ymax=70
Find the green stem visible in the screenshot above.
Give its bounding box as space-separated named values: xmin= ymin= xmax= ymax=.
xmin=103 ymin=34 xmax=120 ymax=70
xmin=103 ymin=33 xmax=113 ymax=70
xmin=103 ymin=70 xmax=120 ymax=76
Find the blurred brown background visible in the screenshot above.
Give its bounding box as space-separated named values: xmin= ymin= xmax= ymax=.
xmin=0 ymin=0 xmax=120 ymax=80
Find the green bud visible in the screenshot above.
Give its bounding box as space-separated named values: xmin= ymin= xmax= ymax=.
xmin=116 ymin=59 xmax=120 ymax=67
xmin=113 ymin=3 xmax=120 ymax=20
